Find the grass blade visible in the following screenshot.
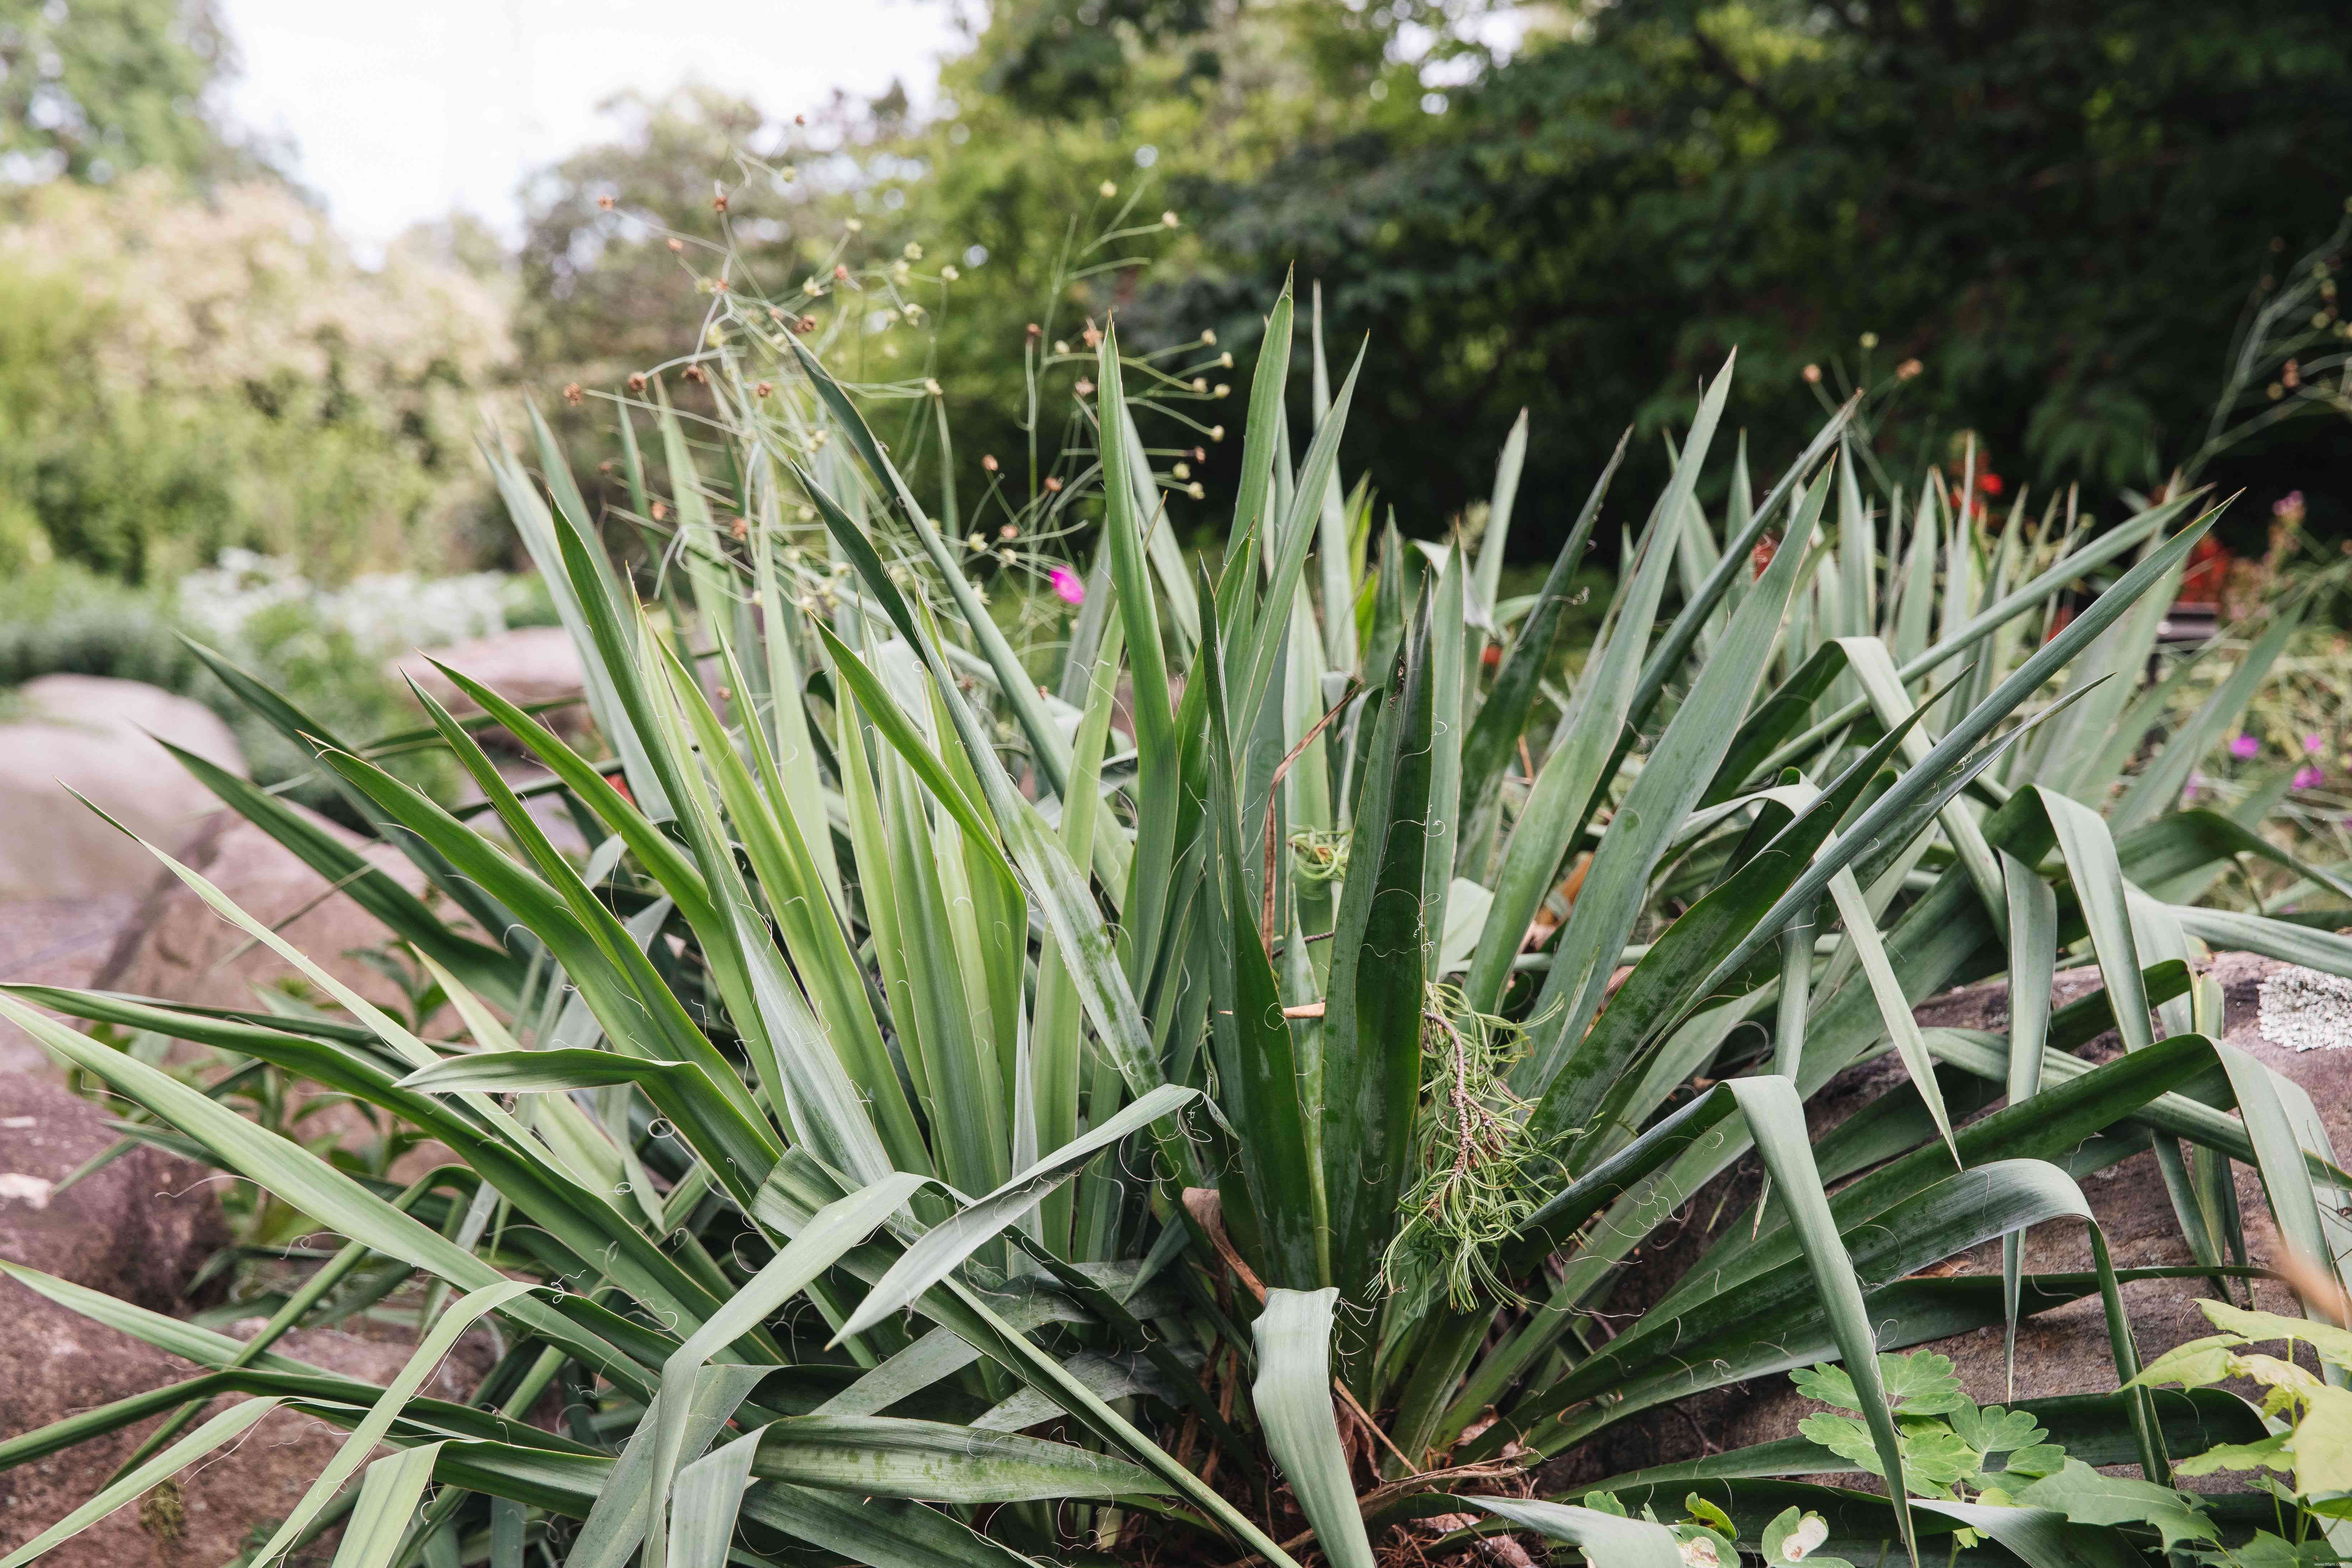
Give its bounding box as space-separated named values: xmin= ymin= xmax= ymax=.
xmin=2000 ymin=849 xmax=2060 ymax=1394
xmin=0 ymin=993 xmax=650 ymax=1397
xmin=331 ymin=1443 xmax=447 ymax=1568
xmin=836 ymin=1086 xmax=1199 ymax=1339
xmin=1455 ymin=429 xmax=1626 ymax=839
xmin=644 ymin=1176 xmax=929 ymax=1568
xmin=245 ymin=1281 xmax=537 ymax=1568
xmin=1460 ymin=1497 xmax=1680 ymax=1566
xmin=1321 ymin=595 xmax=1434 ymax=1340
xmin=1198 ymin=585 xmax=1326 ymax=1287
xmin=1674 ymin=507 xmax=2216 ymax=1021
xmin=1724 ymin=1077 xmax=1915 ymax=1563
xmin=668 ymin=1429 xmax=759 ymax=1568
xmin=750 ymin=1416 xmax=1163 ymax=1500
xmin=0 ymin=1397 xmax=283 ymax=1568
xmin=1516 ymin=469 xmax=1824 ymax=1102
xmin=1465 ymin=461 xmax=1685 ymax=1014
xmin=784 ymin=336 xmax=1073 ymax=799
xmin=1825 ymin=864 xmax=1958 ymax=1162
xmin=1252 ymin=1289 xmax=1376 ymax=1568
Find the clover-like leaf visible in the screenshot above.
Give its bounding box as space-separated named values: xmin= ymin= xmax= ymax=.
xmin=1672 ymin=1522 xmax=1738 ymax=1566
xmin=1878 ymin=1350 xmax=1970 ymax=1415
xmin=1797 ymin=1412 xmax=1884 ymax=1475
xmin=1790 ymin=1351 xmax=1968 ymax=1416
xmin=1581 ymin=1490 xmax=1629 ymax=1517
xmin=2290 ymin=1381 xmax=2352 ymax=1493
xmin=1798 ymin=1410 xmax=1975 ymax=1494
xmin=1790 ymin=1363 xmax=1862 ymax=1412
xmin=1994 ymin=1442 xmax=2069 ymax=1480
xmin=2224 ymin=1529 xmax=2345 ymax=1567
xmin=1898 ymin=1425 xmax=1980 ymax=1494
xmin=2129 ymin=1333 xmax=2246 ymax=1390
xmin=2204 ymin=1299 xmax=2352 ymax=1370
xmin=1948 ymin=1402 xmax=2045 ymax=1455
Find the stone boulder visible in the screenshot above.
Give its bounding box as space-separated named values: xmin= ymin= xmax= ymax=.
xmin=0 ymin=675 xmax=244 ymax=900
xmin=0 ymin=1071 xmax=227 ymax=1314
xmin=0 ymin=1073 xmax=493 ymax=1568
xmin=60 ymin=804 xmax=467 ymax=1181
xmin=2 ymin=1317 xmax=494 ymax=1568
xmin=0 ymin=895 xmax=151 ymax=1077
xmin=392 ymin=626 xmax=589 ymax=745
xmin=3 ymin=798 xmax=450 ymax=1105
xmin=89 ymin=804 xmax=437 ymax=1021
xmin=1553 ymin=951 xmax=2351 ymax=1490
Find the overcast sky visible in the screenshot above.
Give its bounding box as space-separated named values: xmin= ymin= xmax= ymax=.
xmin=215 ymin=0 xmax=963 ymax=255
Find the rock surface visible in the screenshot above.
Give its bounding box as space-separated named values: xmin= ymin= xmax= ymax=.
xmin=4 ymin=799 xmax=449 ymax=1139
xmin=88 ymin=804 xmax=434 ymax=1021
xmin=0 ymin=1071 xmax=227 ymax=1313
xmin=2 ymin=1317 xmax=490 ymax=1568
xmin=0 ymin=1073 xmax=488 ymax=1568
xmin=1551 ymin=950 xmax=2351 ymax=1491
xmin=392 ymin=626 xmax=589 ymax=744
xmin=0 ymin=675 xmax=244 ymax=900
xmin=0 ymin=895 xmax=148 ymax=1077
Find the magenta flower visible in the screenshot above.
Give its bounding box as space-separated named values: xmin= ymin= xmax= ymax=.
xmin=2307 ymin=734 xmax=2327 ymax=756
xmin=2296 ymin=765 xmax=2325 ymax=790
xmin=2229 ymin=734 xmax=2261 ymax=759
xmin=1049 ymin=565 xmax=1086 ymax=605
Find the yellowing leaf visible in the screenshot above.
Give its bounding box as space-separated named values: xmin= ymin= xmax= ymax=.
xmin=2289 ymin=1383 xmax=2352 ymax=1494
xmin=2173 ymin=1431 xmax=2292 ymax=1477
xmin=2128 ymin=1333 xmax=2244 ymax=1390
xmin=2239 ymin=1352 xmax=2328 ymax=1395
xmin=2204 ymin=1299 xmax=2352 ymax=1369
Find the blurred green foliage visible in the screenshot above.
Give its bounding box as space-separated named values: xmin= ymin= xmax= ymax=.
xmin=0 ymin=0 xmax=513 ymax=586
xmin=0 ymin=0 xmax=250 ymax=184
xmin=504 ymin=0 xmax=2352 ymax=562
xmin=1142 ymin=0 xmax=2352 ymax=545
xmin=0 ymin=562 xmax=457 ymax=813
xmin=10 ymin=0 xmax=2351 ymax=584
xmin=0 ymin=173 xmax=515 ymax=583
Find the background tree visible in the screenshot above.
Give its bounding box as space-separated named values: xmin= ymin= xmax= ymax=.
xmin=0 ymin=0 xmax=255 ymax=185
xmin=1142 ymin=0 xmax=2352 ymax=556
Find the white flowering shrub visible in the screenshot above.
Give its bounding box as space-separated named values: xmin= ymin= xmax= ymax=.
xmin=0 ymin=172 xmax=515 ymax=581
xmin=167 ymin=549 xmax=544 ymax=807
xmin=179 ymin=549 xmax=516 ymax=661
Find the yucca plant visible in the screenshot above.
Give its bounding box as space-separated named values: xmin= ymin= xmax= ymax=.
xmin=8 ymin=262 xmax=2352 ymax=1568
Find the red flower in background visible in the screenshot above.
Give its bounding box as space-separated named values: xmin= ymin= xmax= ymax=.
xmin=1951 ymin=469 xmax=2005 ymax=519
xmin=2179 ymin=536 xmax=2231 ymax=602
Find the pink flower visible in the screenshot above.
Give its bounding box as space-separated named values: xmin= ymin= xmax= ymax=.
xmin=2307 ymin=734 xmax=2327 ymax=756
xmin=2296 ymin=765 xmax=2326 ymax=790
xmin=2229 ymin=734 xmax=2261 ymax=759
xmin=1049 ymin=566 xmax=1086 ymax=605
